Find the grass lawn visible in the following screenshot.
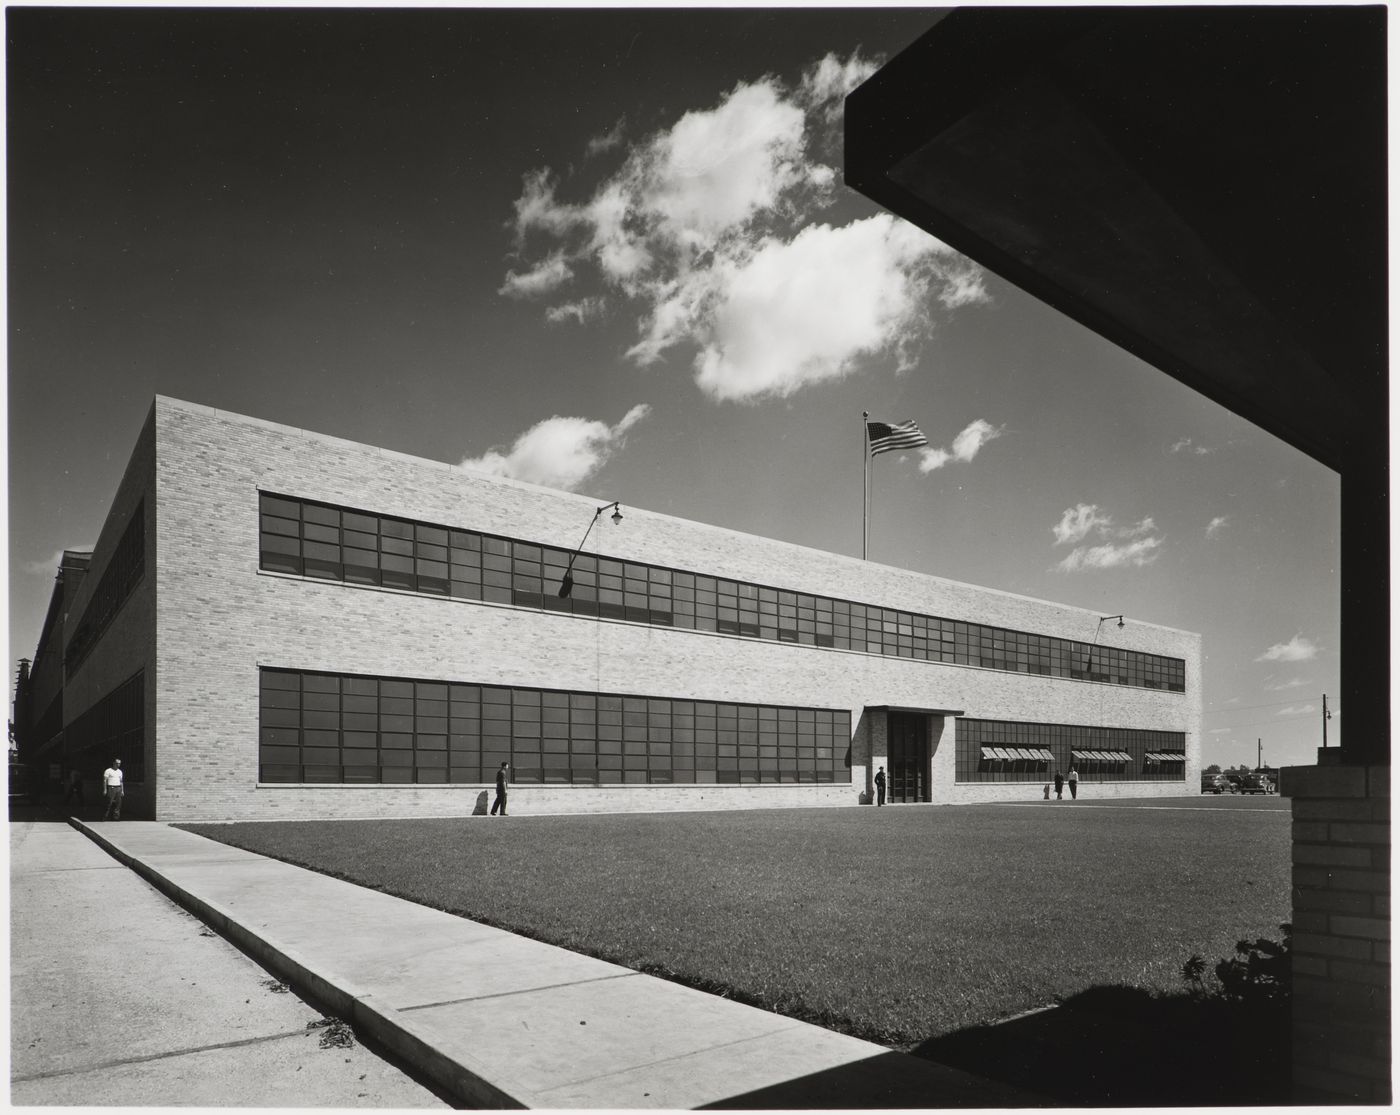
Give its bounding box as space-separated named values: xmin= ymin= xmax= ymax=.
xmin=184 ymin=796 xmax=1291 ymax=1052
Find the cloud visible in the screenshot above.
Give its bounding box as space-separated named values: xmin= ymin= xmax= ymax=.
xmin=918 ymin=418 xmax=1004 ymax=472
xmin=1170 ymin=436 xmax=1212 ymax=455
xmin=586 ymin=116 xmax=627 ymax=158
xmin=499 ymin=254 xmax=574 ymax=299
xmin=680 ymin=216 xmax=975 ymax=401
xmin=1278 ymin=704 xmax=1318 ymax=716
xmin=1052 ymin=503 xmax=1164 ymax=572
xmin=545 ymin=298 xmax=606 ymax=326
xmin=1053 ymin=503 xmax=1113 ymax=546
xmin=1208 ymin=728 xmax=1232 ymax=735
xmin=1056 ymin=536 xmax=1163 ymax=573
xmin=459 ymin=404 xmax=651 ymax=492
xmin=503 ymin=52 xmax=988 ymax=403
xmin=797 ymin=52 xmax=881 ymax=121
xmin=1206 ymin=515 xmax=1229 ymax=538
xmin=1264 ymin=676 xmax=1308 ymax=692
xmin=1256 ymin=635 xmax=1319 ymax=662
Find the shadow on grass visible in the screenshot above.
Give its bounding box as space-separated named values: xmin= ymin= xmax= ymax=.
xmin=907 ymin=984 xmax=1292 ymax=1107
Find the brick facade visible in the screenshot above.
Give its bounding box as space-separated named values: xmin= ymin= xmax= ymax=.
xmin=1283 ymin=761 xmax=1391 ymax=1103
xmin=55 ymin=397 xmax=1202 ymax=821
xmin=60 ymin=410 xmax=157 ymax=817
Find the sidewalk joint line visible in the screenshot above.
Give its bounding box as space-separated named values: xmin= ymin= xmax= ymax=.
xmin=400 ymin=970 xmax=638 ymax=1011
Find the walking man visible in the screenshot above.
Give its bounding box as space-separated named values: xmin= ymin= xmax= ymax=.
xmin=102 ymin=758 xmax=123 ymax=820
xmin=1068 ymin=767 xmax=1079 ymax=800
xmin=874 ymin=765 xmax=886 ymax=807
xmin=490 ymin=761 xmax=509 ymax=816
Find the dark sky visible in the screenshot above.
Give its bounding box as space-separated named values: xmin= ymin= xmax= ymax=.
xmin=6 ymin=6 xmax=1340 ymax=768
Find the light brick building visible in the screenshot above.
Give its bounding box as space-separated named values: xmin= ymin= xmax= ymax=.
xmin=25 ymin=397 xmax=1200 ymax=822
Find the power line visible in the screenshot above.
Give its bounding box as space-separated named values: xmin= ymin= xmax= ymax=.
xmin=1205 ymin=709 xmax=1334 ymax=732
xmin=1204 ymin=695 xmax=1333 ymax=715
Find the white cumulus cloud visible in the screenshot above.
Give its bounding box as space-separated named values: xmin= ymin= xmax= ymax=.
xmin=681 ymin=216 xmax=966 ymax=401
xmin=459 ymin=404 xmax=651 ymax=492
xmin=545 ymin=298 xmax=606 ymax=326
xmin=1052 ymin=503 xmax=1164 ymax=572
xmin=1053 ymin=503 xmax=1113 ymax=546
xmin=919 ymin=419 xmax=1004 ymax=473
xmin=1256 ymin=635 xmax=1319 ymax=662
xmin=1206 ymin=515 xmax=1229 ymax=538
xmin=499 ymin=254 xmax=574 ymax=299
xmin=502 ymin=52 xmax=988 ymax=403
xmin=586 ymin=116 xmax=628 ymax=158
xmin=1056 ymin=537 xmax=1163 ymax=573
xmin=1278 ymin=704 xmax=1318 ymax=716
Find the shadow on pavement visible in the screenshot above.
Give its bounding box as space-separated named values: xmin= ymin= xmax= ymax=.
xmin=699 ymin=1049 xmax=1047 ymax=1109
xmin=907 ymin=984 xmax=1291 ymax=1107
xmin=8 ymin=794 xmax=105 ymax=825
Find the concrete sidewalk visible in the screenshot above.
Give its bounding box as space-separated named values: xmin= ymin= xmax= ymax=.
xmin=10 ymin=819 xmax=446 ymax=1107
xmin=73 ymin=819 xmax=1045 ymax=1109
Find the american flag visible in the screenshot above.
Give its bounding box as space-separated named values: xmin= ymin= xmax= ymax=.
xmin=866 ymin=419 xmax=928 ymax=456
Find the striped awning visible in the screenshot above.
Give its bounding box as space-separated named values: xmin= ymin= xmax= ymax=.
xmin=981 ymin=746 xmax=1055 ymax=762
xmin=1145 ymin=751 xmax=1187 ymax=762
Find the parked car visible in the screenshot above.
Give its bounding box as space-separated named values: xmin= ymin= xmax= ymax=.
xmin=1239 ymin=773 xmax=1275 ymax=794
xmin=1201 ymin=773 xmax=1234 ymax=794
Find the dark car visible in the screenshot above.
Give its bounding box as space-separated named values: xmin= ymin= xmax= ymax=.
xmin=1201 ymin=773 xmax=1233 ymax=794
xmin=1239 ymin=773 xmax=1274 ymax=794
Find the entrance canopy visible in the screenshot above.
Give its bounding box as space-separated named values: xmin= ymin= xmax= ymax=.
xmin=866 ymin=705 xmax=965 ymax=718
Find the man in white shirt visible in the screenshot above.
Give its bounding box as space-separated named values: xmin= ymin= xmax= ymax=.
xmin=102 ymin=758 xmax=123 ymax=820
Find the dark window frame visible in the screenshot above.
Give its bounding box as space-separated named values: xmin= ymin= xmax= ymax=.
xmin=258 ymin=493 xmax=1187 ymax=694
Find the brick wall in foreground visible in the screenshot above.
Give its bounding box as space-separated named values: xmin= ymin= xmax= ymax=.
xmin=1283 ymin=762 xmax=1391 ymax=1104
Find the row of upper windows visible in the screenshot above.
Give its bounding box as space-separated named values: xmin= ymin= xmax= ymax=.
xmin=65 ymin=505 xmax=145 ymax=677
xmin=257 ymin=492 xmax=1187 ymax=692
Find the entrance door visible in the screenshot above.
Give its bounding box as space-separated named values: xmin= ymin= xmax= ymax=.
xmin=887 ymin=712 xmax=929 ymax=802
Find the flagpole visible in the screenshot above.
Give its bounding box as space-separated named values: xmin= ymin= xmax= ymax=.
xmin=862 ymin=410 xmax=869 ymax=560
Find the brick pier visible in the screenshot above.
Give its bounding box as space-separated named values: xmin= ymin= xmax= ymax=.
xmin=1282 ymin=759 xmax=1391 ymax=1103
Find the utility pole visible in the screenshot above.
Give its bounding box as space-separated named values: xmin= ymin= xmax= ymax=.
xmin=1257 ymin=738 xmax=1262 ymax=771
xmin=1322 ymin=693 xmax=1330 ymax=748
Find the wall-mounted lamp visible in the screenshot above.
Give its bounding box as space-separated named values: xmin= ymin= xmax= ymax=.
xmin=558 ymin=501 xmax=623 ymax=598
xmin=1085 ymin=615 xmax=1126 ymax=677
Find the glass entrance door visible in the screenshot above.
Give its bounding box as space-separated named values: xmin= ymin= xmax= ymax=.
xmin=888 ymin=712 xmax=929 ymax=802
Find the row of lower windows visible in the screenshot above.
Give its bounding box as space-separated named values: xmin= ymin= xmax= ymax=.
xmin=65 ymin=670 xmax=145 ymax=782
xmin=259 ymin=669 xmax=852 ymax=786
xmin=955 ymin=718 xmax=1187 ymax=783
xmin=258 ymin=493 xmax=1186 ymax=693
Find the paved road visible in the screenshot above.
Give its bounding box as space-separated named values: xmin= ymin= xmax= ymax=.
xmin=9 ymin=819 xmax=448 ymax=1108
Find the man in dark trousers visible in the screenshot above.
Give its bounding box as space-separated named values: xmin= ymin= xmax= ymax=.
xmin=490 ymin=761 xmax=509 ymax=816
xmin=874 ymin=765 xmax=886 ymax=806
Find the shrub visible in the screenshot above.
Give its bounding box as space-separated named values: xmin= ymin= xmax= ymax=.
xmin=1182 ymin=922 xmax=1291 ymax=1004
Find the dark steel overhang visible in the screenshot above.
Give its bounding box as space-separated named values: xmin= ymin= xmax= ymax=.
xmin=846 ymin=6 xmax=1388 ymax=764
